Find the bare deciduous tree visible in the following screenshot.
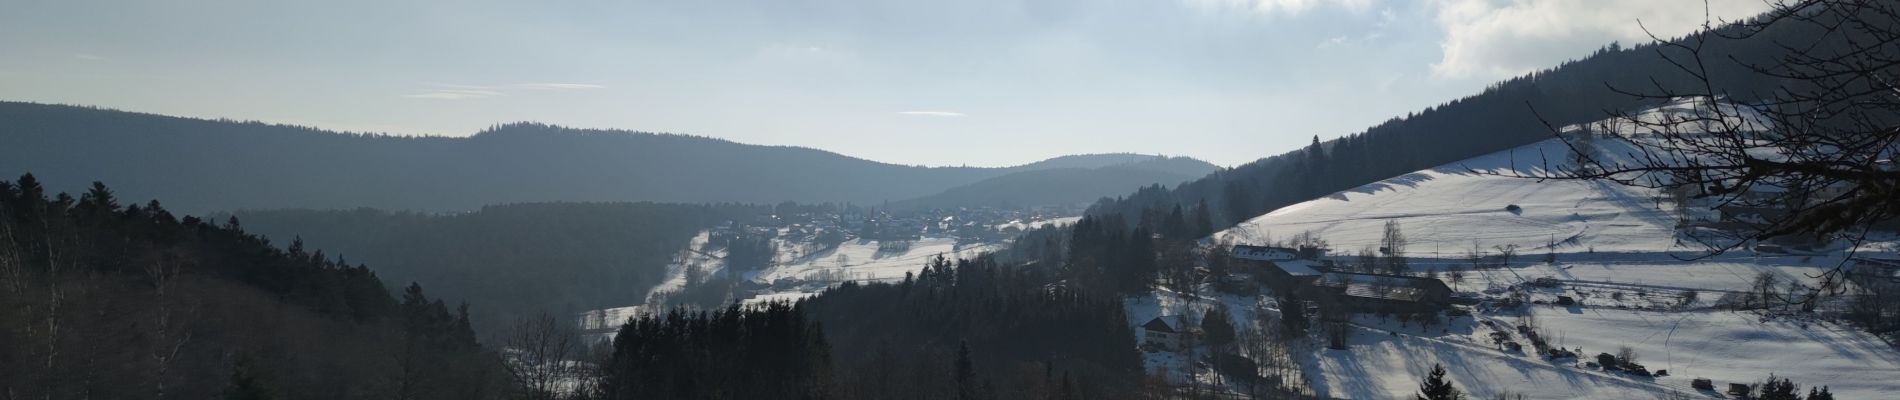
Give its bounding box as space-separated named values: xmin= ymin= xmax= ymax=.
xmin=503 ymin=313 xmax=581 ymax=400
xmin=1512 ymin=0 xmax=1900 ymax=306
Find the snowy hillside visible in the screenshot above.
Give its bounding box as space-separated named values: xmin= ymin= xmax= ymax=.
xmin=1216 ymin=137 xmax=1685 ymax=255
xmin=1217 ymin=99 xmax=1781 ymax=256
xmin=1167 ymin=103 xmax=1900 ymax=399
xmin=580 ymin=232 xmax=1001 ymax=337
xmin=741 ymin=236 xmax=1002 ymax=304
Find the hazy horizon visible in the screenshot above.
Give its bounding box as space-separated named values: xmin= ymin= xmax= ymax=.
xmin=3 ymin=0 xmax=1772 ymax=167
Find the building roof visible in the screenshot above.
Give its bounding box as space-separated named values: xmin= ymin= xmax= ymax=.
xmin=1316 ymin=272 xmax=1450 ymax=296
xmin=1271 ymin=259 xmax=1323 ymax=276
xmin=1232 ymin=244 xmax=1298 ymax=261
xmin=1341 ymin=284 xmax=1434 ymax=302
xmin=1141 ymin=317 xmax=1177 ymax=333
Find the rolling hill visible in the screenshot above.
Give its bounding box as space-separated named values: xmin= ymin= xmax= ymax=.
xmin=0 ymin=102 xmax=1208 ymax=214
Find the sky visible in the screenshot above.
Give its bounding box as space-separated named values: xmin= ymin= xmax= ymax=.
xmin=0 ymin=0 xmax=1775 ymax=167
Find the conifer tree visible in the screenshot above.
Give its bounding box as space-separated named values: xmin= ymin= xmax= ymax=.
xmin=1759 ymin=374 xmax=1799 ymax=400
xmin=956 ymin=341 xmax=977 ymax=400
xmin=223 ymin=356 xmax=275 ymax=400
xmin=1415 ymin=363 xmax=1463 ymax=400
xmin=1202 ymin=308 xmax=1236 ymax=348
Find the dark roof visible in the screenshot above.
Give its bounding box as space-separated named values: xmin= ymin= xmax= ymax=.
xmin=1342 ymin=284 xmax=1433 ymax=302
xmin=1232 ymin=245 xmax=1298 ymax=261
xmin=1318 ymin=272 xmax=1448 ymax=289
xmin=1141 ymin=317 xmax=1176 ymax=333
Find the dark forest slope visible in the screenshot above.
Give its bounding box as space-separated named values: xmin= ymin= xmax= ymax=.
xmin=1087 ymin=15 xmax=1822 ymax=234
xmin=0 ymin=107 xmax=1196 ymax=214
xmin=0 ymin=175 xmax=507 ymax=399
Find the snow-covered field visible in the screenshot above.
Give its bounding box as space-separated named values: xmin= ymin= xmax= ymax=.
xmin=1217 ymin=138 xmax=1689 ymax=255
xmin=750 ymin=236 xmax=999 ymax=285
xmin=1290 ymin=306 xmax=1900 ymax=399
xmin=582 ymin=232 xmax=1003 ymax=335
xmin=1188 ymin=107 xmax=1900 ymax=398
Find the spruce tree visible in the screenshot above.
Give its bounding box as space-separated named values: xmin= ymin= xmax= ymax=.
xmin=1759 ymin=375 xmax=1799 ymax=400
xmin=1415 ymin=363 xmax=1463 ymax=400
xmin=1202 ymin=308 xmax=1236 ymax=348
xmin=1807 ymin=386 xmax=1833 ymax=400
xmin=223 ymin=356 xmax=275 ymax=400
xmin=956 ymin=341 xmax=977 ymax=400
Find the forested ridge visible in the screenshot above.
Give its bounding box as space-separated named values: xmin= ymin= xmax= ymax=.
xmin=0 ymin=174 xmax=509 ymax=399
xmin=595 ymin=255 xmax=1148 ymax=400
xmin=225 ymin=203 xmax=767 ymax=333
xmin=0 ymin=103 xmax=1204 ymax=214
xmin=1088 ymin=16 xmax=1821 ymax=232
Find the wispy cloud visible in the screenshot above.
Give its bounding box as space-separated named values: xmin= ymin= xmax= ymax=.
xmin=898 ymin=111 xmax=966 ymax=117
xmin=72 ymin=53 xmax=105 ymax=61
xmin=515 ymin=83 xmax=607 ymax=90
xmin=402 ymin=89 xmax=504 ymax=100
xmin=1428 ymin=0 xmax=1772 ymax=80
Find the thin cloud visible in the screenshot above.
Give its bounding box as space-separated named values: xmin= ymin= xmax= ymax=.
xmin=1428 ymin=0 xmax=1772 ymax=80
xmin=898 ymin=111 xmax=966 ymax=117
xmin=72 ymin=53 xmax=106 ymax=61
xmin=515 ymin=83 xmax=607 ymax=90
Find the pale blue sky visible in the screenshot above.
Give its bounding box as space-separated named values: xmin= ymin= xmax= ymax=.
xmin=0 ymin=0 xmax=1771 ymax=167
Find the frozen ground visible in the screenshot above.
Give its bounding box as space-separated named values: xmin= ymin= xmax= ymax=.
xmin=749 ymin=236 xmax=999 ymax=285
xmin=1303 ymin=306 xmax=1900 ymax=399
xmin=1216 ymin=138 xmax=1691 ymax=255
xmin=582 ymin=232 xmax=1003 ymax=336
xmin=1195 ymin=105 xmax=1900 ymax=398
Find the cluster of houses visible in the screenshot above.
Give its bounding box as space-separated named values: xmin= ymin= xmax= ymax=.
xmin=707 ymin=205 xmax=1083 ymax=249
xmin=1141 ymin=244 xmax=1455 ymax=351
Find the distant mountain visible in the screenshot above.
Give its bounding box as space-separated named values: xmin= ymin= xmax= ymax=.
xmin=893 ymin=156 xmax=1219 ymax=209
xmin=0 ymin=103 xmax=1207 ymax=214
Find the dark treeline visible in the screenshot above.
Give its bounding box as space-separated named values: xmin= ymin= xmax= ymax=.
xmin=1087 ymin=15 xmax=1823 ymax=233
xmin=600 ymin=303 xmax=831 ymax=400
xmin=228 ymin=203 xmax=766 ymax=333
xmin=990 ymin=203 xmax=1220 ymax=300
xmin=0 ymin=103 xmax=1201 ymax=214
xmin=596 ymin=255 xmax=1146 ymax=400
xmin=0 ymin=174 xmax=508 ymax=399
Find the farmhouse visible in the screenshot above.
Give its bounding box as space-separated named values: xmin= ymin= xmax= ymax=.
xmin=1309 ymin=272 xmax=1454 ymax=313
xmin=1140 ymin=316 xmax=1188 ymax=351
xmin=1231 ymin=245 xmax=1327 ymax=292
xmin=1231 ymin=244 xmax=1300 ymax=261
xmin=1227 ymin=243 xmax=1453 ymax=314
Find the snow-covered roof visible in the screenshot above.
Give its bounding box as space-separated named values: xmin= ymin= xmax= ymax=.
xmin=1341 ymin=284 xmax=1433 ymax=302
xmin=1271 ymin=260 xmax=1322 ymax=276
xmin=1316 ymin=272 xmax=1449 ymax=294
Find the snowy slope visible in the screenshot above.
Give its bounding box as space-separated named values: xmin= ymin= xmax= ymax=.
xmin=1217 ymin=137 xmax=1686 ymax=255
xmin=1295 ymin=307 xmax=1900 ymax=399
xmin=1186 ymin=102 xmax=1900 ymax=399
xmin=741 ymin=236 xmax=1000 ymax=305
